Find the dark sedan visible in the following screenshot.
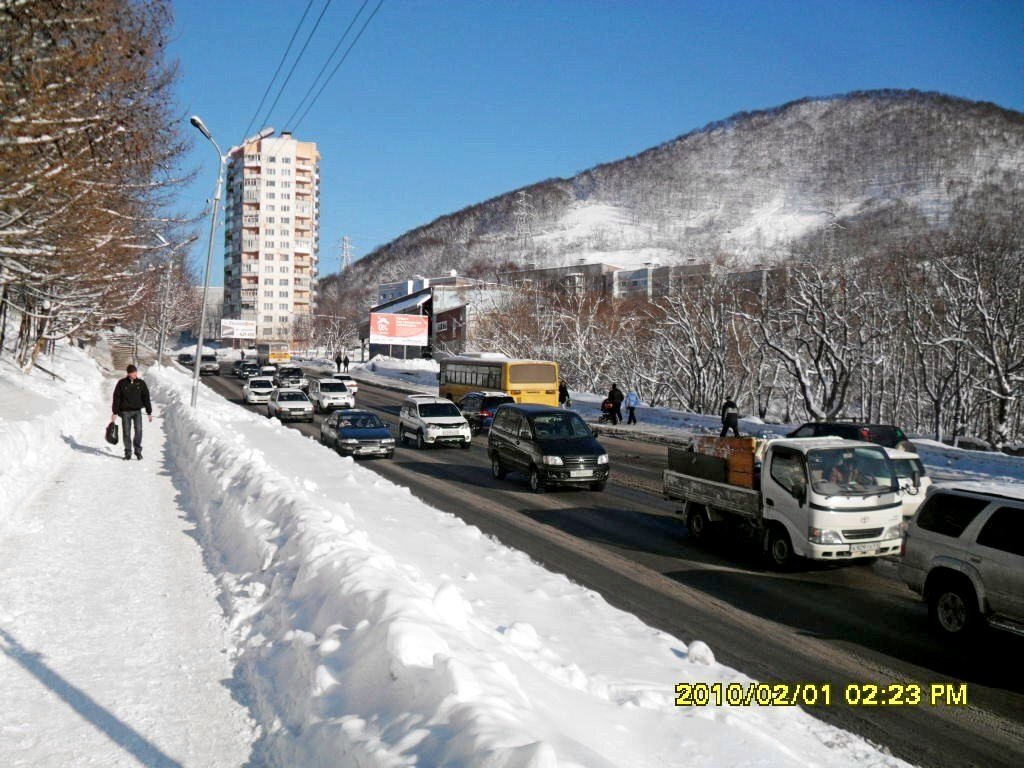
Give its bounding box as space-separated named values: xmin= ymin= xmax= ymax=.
xmin=320 ymin=409 xmax=395 ymax=458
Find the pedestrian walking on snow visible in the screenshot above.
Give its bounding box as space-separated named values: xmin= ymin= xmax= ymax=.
xmin=720 ymin=396 xmax=740 ymax=437
xmin=343 ymin=355 xmax=350 ymax=373
xmin=334 ymin=353 xmax=342 ymax=373
xmin=558 ymin=379 xmax=571 ymax=408
xmin=111 ymin=364 xmax=152 ymax=460
xmin=607 ymin=383 xmax=624 ymax=426
xmin=624 ymin=390 xmax=640 ymax=425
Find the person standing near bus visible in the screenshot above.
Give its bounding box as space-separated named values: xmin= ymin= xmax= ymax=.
xmin=607 ymin=383 xmax=624 ymax=425
xmin=558 ymin=379 xmax=571 ymax=408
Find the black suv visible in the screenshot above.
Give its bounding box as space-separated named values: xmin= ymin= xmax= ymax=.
xmin=488 ymin=404 xmax=609 ymax=493
xmin=457 ymin=391 xmax=516 ymax=434
xmin=787 ymin=421 xmax=914 ymax=450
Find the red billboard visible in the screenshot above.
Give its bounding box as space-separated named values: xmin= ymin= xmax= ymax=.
xmin=369 ymin=312 xmax=429 ymax=346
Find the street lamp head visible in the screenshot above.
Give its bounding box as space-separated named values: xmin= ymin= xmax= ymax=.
xmin=257 ymin=126 xmax=274 ymax=139
xmin=189 ymin=115 xmax=212 ymax=140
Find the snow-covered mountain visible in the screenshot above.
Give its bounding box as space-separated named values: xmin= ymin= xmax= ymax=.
xmin=331 ymin=90 xmax=1024 ymax=302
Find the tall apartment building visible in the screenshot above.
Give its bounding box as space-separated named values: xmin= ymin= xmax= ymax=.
xmin=222 ymin=131 xmax=320 ymax=342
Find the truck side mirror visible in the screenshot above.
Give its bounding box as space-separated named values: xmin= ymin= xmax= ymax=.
xmin=791 ymin=479 xmax=806 ymax=507
xmin=911 ymin=469 xmax=921 ymax=489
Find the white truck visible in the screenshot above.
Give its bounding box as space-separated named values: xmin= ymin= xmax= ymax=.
xmin=664 ymin=437 xmax=905 ymax=568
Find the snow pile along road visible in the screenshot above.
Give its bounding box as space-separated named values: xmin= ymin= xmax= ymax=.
xmin=150 ymin=365 xmax=909 ymax=767
xmin=0 ymin=342 xmax=105 ymax=513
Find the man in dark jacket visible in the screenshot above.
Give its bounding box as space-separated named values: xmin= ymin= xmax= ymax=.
xmin=558 ymin=379 xmax=570 ymax=408
xmin=342 ymin=355 xmax=350 ymax=373
xmin=111 ymin=364 xmax=153 ymax=460
xmin=608 ymin=383 xmax=624 ymax=426
xmin=334 ymin=353 xmax=342 ymax=373
xmin=720 ymin=396 xmax=740 ymax=437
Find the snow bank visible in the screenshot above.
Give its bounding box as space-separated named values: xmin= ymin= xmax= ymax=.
xmin=352 ymin=355 xmax=440 ymax=392
xmin=149 ymin=365 xmax=908 ymax=767
xmin=0 ymin=341 xmax=105 ymax=513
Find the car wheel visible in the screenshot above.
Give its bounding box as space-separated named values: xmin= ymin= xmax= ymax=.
xmin=528 ymin=466 xmax=545 ymax=493
xmin=416 ymin=431 xmax=426 ymax=450
xmin=491 ymin=454 xmax=506 ymax=480
xmin=928 ymin=578 xmax=979 ymax=637
xmin=765 ymin=524 xmax=795 ymax=570
xmin=460 ymin=439 xmax=472 ymax=450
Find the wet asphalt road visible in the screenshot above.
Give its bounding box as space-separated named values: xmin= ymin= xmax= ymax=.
xmin=203 ymin=364 xmax=1024 ymax=768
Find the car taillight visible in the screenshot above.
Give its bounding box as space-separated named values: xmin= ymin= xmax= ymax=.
xmin=859 ymin=428 xmax=869 ymax=440
xmin=480 ymin=409 xmax=493 ymax=418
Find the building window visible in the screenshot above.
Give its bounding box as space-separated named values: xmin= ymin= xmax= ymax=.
xmin=263 ymin=315 xmax=273 ymax=323
xmin=436 ymin=321 xmax=448 ymax=332
xmin=280 ymin=254 xmax=290 ymax=261
xmin=267 ymin=192 xmax=276 ymax=199
xmin=268 ymin=156 xmax=276 ymax=163
xmin=281 ymin=193 xmax=291 ymax=199
xmin=263 ymin=265 xmax=274 ymax=273
xmin=263 ymin=303 xmax=273 ymax=310
xmin=282 ymin=157 xmax=291 ymax=164
xmin=265 ymin=180 xmax=276 ymax=187
xmin=281 ymin=181 xmax=291 ymax=188
xmin=279 ymin=266 xmax=289 ymax=272
xmin=279 ymin=291 xmax=290 ymax=298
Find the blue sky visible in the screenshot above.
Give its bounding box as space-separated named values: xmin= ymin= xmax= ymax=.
xmin=169 ymin=0 xmax=1024 ymax=285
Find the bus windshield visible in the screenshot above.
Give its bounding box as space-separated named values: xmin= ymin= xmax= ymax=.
xmin=806 ymin=446 xmax=897 ymax=497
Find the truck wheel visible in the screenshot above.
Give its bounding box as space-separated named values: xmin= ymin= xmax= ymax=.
xmin=528 ymin=466 xmax=545 ymax=493
xmin=491 ymin=455 xmax=506 ymax=480
xmin=687 ymin=506 xmax=711 ymax=541
xmin=765 ymin=525 xmax=795 ymax=570
xmin=928 ymin=577 xmax=979 ymax=638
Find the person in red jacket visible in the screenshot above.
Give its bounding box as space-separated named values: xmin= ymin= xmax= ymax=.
xmin=110 ymin=364 xmax=153 ymax=460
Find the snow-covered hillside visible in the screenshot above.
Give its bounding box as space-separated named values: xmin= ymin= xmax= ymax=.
xmin=331 ymin=89 xmax=1024 ymax=298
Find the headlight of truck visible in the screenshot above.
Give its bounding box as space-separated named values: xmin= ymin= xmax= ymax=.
xmin=883 ymin=524 xmax=903 ymax=540
xmin=597 ymin=454 xmax=609 ymax=465
xmin=542 ymin=455 xmax=564 ymax=466
xmin=382 ymin=438 xmax=395 ymax=444
xmin=808 ymin=527 xmax=843 ymax=545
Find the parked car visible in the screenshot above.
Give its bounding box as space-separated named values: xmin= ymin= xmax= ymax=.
xmin=320 ymin=409 xmax=395 ymax=458
xmin=336 ymin=374 xmax=358 ymax=394
xmin=266 ymin=389 xmax=314 ymax=422
xmin=899 ymin=483 xmax=1024 ymax=638
xmin=886 ymin=447 xmax=932 ymax=522
xmin=457 ymin=391 xmax=516 ymax=434
xmin=274 ymin=365 xmax=308 ymax=391
xmin=176 ymin=352 xmax=194 ymax=366
xmin=398 ymin=395 xmax=472 ymax=449
xmin=488 ymin=404 xmax=609 ymax=493
xmin=307 ymin=378 xmax=355 ymax=413
xmin=243 ymin=376 xmax=275 ymax=404
xmin=787 ymin=421 xmax=914 ymax=450
xmin=199 ymin=353 xmax=220 ymax=376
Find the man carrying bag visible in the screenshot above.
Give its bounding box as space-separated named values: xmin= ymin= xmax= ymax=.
xmin=111 ymin=364 xmax=153 ymax=460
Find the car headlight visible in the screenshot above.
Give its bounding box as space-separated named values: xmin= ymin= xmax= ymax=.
xmin=340 ymin=438 xmax=359 ymax=444
xmin=883 ymin=524 xmax=903 ymax=540
xmin=597 ymin=454 xmax=609 ymax=465
xmin=808 ymin=527 xmax=843 ymax=545
xmin=382 ymin=438 xmax=395 ymax=444
xmin=542 ymin=455 xmax=564 ymax=466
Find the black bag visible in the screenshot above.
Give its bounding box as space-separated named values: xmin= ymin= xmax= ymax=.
xmin=105 ymin=421 xmax=119 ymax=445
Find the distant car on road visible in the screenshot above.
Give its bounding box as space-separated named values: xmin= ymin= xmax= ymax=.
xmin=199 ymin=353 xmax=220 ymax=376
xmin=307 ymin=378 xmax=355 ymax=413
xmin=900 ymin=484 xmax=1024 ymax=639
xmin=488 ymin=404 xmax=609 ymax=493
xmin=243 ymin=376 xmax=275 ymax=404
xmin=399 ymin=395 xmax=472 ymax=449
xmin=273 ymin=365 xmax=308 ymax=391
xmin=237 ymin=361 xmax=261 ymax=379
xmin=787 ymin=421 xmax=914 ymax=451
xmin=457 ymin=391 xmax=515 ymax=434
xmin=336 ymin=374 xmax=358 ymax=394
xmin=319 ymin=409 xmax=395 ymax=458
xmin=176 ymin=352 xmax=194 ymax=366
xmin=266 ymin=389 xmax=313 ymax=422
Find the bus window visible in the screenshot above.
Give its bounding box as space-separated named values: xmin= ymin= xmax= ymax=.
xmin=509 ymin=363 xmax=556 ymax=384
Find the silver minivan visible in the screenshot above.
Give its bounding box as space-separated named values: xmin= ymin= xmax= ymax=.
xmin=899 ymin=483 xmax=1024 ymax=638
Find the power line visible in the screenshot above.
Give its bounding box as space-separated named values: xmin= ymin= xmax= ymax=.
xmin=258 ymin=0 xmax=335 ymax=132
xmin=240 ymin=0 xmax=315 ymax=143
xmin=284 ymin=0 xmax=371 ymax=130
xmin=292 ymin=0 xmax=386 ymax=131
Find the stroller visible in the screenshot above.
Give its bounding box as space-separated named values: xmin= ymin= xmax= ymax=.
xmin=597 ymin=398 xmax=615 ymax=424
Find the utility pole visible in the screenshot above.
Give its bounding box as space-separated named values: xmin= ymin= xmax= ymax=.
xmin=340 ymin=235 xmax=355 ymax=273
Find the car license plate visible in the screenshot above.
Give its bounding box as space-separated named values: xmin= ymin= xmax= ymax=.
xmin=850 ymin=542 xmax=879 ymax=553
xmin=570 ymin=469 xmax=594 ymax=478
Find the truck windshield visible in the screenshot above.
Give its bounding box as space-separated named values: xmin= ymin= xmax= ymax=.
xmin=807 ymin=447 xmax=897 ymax=497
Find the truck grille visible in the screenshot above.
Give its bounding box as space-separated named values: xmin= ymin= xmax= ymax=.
xmin=564 ymin=456 xmax=599 ymax=468
xmin=843 ymin=528 xmax=884 ymax=541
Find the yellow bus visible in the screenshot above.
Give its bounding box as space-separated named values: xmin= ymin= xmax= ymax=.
xmin=439 ymin=356 xmax=559 ymax=406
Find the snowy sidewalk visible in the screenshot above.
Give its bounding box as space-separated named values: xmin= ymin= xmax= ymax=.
xmin=0 ymin=390 xmax=256 ymax=766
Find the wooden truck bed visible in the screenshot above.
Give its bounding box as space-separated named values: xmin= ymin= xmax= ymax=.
xmin=663 ymin=469 xmax=761 ymax=519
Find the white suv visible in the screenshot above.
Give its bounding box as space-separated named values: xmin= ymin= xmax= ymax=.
xmin=399 ymin=395 xmax=472 ymax=449
xmin=308 ymin=378 xmax=355 ymax=413
xmin=899 ymin=483 xmax=1024 ymax=638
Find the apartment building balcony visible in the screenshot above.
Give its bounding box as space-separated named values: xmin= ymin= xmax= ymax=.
xmin=243 ymin=190 xmax=260 ymax=202
xmin=294 ymin=239 xmax=312 ymax=253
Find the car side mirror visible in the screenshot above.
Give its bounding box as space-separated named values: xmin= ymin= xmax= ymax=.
xmin=911 ymin=469 xmax=921 ymax=489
